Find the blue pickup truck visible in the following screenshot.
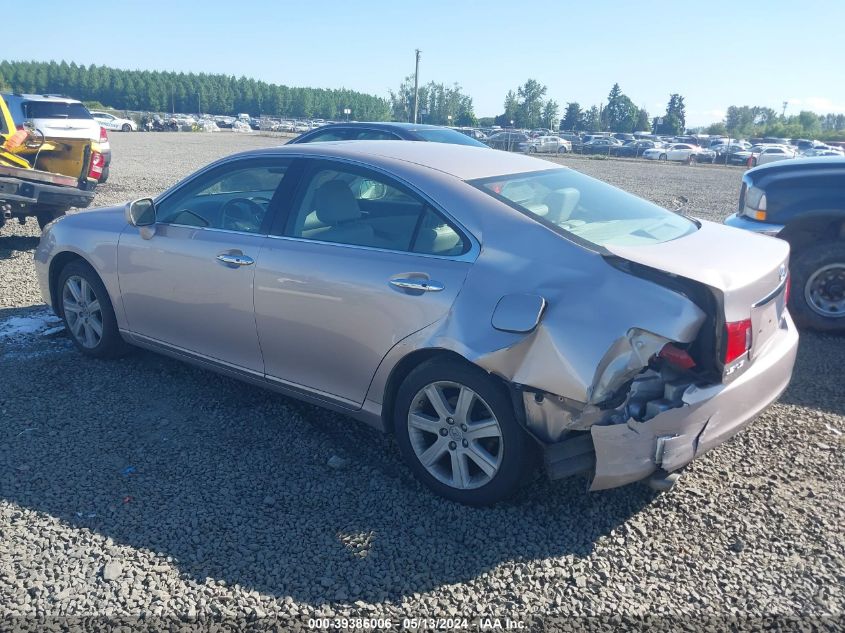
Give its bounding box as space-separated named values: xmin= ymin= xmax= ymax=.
xmin=725 ymin=157 xmax=845 ymax=332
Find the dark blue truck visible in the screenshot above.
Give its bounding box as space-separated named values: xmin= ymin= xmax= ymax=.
xmin=725 ymin=157 xmax=845 ymax=332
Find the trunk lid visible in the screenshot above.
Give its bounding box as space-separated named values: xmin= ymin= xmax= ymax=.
xmin=605 ymin=219 xmax=790 ymax=375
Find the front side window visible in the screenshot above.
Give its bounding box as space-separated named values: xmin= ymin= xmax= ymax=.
xmin=156 ymin=159 xmax=290 ymax=233
xmin=286 ymin=163 xmax=466 ymax=255
xmin=472 ymin=169 xmax=697 ymax=249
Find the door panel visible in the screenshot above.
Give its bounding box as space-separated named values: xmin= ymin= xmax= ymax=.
xmin=254 ymin=238 xmax=470 ymax=405
xmin=118 ymin=225 xmax=266 ymax=373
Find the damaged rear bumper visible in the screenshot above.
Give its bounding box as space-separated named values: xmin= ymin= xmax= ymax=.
xmin=541 ymin=313 xmax=798 ymax=491
xmin=587 ymin=313 xmax=798 ymax=490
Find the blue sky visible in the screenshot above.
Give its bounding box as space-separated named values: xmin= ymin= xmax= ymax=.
xmin=29 ymin=0 xmax=845 ymax=125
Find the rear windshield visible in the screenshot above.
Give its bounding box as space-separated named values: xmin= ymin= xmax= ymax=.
xmin=413 ymin=128 xmax=487 ymax=147
xmin=472 ymin=169 xmax=697 ymax=248
xmin=22 ymin=101 xmax=92 ymax=120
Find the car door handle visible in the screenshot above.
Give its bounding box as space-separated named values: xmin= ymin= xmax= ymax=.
xmin=389 ymin=278 xmax=444 ymax=292
xmin=216 ymin=253 xmax=254 ymax=266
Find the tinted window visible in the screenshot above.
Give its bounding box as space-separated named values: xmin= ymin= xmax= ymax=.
xmin=22 ymin=101 xmax=92 ymax=120
xmin=473 ymin=169 xmax=697 ymax=249
xmin=413 ymin=128 xmax=487 ymax=146
xmin=156 ymin=159 xmax=290 ymax=233
xmin=286 ymin=164 xmax=466 ymax=255
xmin=300 ymin=129 xmax=350 ymax=142
xmin=353 ymin=129 xmax=400 ymax=140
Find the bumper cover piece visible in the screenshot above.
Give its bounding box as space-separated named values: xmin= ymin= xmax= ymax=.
xmin=589 ymin=313 xmax=798 ymax=490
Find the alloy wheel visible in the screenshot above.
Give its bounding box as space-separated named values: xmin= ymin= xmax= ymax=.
xmin=407 ymin=381 xmax=503 ymax=490
xmin=805 ymin=263 xmax=845 ymax=318
xmin=62 ymin=275 xmax=104 ymax=348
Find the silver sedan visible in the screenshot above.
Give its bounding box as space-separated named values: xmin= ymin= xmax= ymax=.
xmin=35 ymin=142 xmax=798 ymax=505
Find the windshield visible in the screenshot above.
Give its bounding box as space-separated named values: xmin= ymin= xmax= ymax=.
xmin=472 ymin=169 xmax=697 ymax=249
xmin=413 ymin=128 xmax=487 ymax=146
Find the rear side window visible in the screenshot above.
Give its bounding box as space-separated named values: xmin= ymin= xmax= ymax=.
xmin=22 ymin=101 xmax=92 ymax=120
xmin=352 ymin=129 xmax=400 ymax=140
xmin=285 ymin=163 xmax=467 ymax=255
xmin=300 ymin=129 xmax=350 ymax=142
xmin=413 ymin=128 xmax=487 ymax=146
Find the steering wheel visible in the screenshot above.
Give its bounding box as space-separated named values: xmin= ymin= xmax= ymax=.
xmin=220 ymin=197 xmax=267 ymax=232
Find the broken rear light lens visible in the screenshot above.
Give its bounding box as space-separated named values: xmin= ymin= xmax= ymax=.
xmin=658 ymin=343 xmax=696 ymax=369
xmin=724 ymin=319 xmax=752 ymax=364
xmin=88 ymin=151 xmax=105 ymax=179
xmin=99 ymin=126 xmax=109 ymax=143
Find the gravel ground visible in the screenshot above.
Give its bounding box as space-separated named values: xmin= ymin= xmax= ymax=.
xmin=1 ymin=133 xmax=843 ymax=629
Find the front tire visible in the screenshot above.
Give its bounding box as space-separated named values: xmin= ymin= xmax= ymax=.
xmin=558 ymin=146 xmax=568 ymax=154
xmin=121 ymin=123 xmax=132 ymax=132
xmin=394 ymin=359 xmax=530 ymax=506
xmin=659 ymin=153 xmax=668 ymax=161
xmin=58 ymin=260 xmax=130 ymax=358
xmin=790 ymin=242 xmax=845 ymax=332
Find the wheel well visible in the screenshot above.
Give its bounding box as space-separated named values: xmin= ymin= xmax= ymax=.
xmin=48 ymin=252 xmax=87 ymax=313
xmin=381 ymin=348 xmax=510 ymax=433
xmin=780 ymin=214 xmax=845 ymax=255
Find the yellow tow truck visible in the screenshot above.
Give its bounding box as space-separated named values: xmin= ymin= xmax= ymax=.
xmin=0 ymin=94 xmax=100 ymax=231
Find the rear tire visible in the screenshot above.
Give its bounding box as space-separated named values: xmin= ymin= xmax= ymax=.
xmin=558 ymin=146 xmax=568 ymax=154
xmin=394 ymin=358 xmax=530 ymax=506
xmin=58 ymin=260 xmax=131 ymax=358
xmin=789 ymin=242 xmax=845 ymax=332
xmin=99 ymin=165 xmax=110 ymax=183
xmin=659 ymin=153 xmax=668 ymax=161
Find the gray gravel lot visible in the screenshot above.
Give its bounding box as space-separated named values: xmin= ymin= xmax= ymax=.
xmin=1 ymin=133 xmax=843 ymax=627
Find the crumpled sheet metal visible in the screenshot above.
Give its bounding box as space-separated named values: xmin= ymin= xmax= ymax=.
xmin=367 ymin=208 xmax=709 ymax=425
xmin=588 ymin=325 xmax=797 ymax=491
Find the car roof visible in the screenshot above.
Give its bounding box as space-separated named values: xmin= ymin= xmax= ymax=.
xmin=315 ymin=121 xmax=462 ymax=132
xmin=10 ymin=93 xmax=82 ymax=104
xmin=244 ymin=140 xmax=560 ymax=181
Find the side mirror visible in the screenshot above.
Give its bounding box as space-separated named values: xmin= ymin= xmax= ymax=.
xmin=125 ymin=198 xmax=157 ymax=239
xmin=125 ymin=198 xmax=156 ymax=226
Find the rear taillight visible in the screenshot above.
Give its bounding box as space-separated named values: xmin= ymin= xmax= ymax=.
xmin=785 ymin=273 xmax=791 ymax=305
xmin=724 ymin=319 xmax=752 ymax=364
xmin=99 ymin=126 xmax=109 ymax=143
xmin=88 ymin=151 xmax=105 ymax=179
xmin=658 ymin=343 xmax=696 ymax=369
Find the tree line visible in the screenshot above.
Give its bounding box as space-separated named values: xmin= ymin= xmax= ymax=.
xmin=3 ymin=60 xmax=843 ymax=140
xmin=703 ymin=105 xmax=845 ymax=140
xmin=0 ymin=60 xmax=391 ymax=120
xmin=388 ymin=76 xmax=477 ymax=126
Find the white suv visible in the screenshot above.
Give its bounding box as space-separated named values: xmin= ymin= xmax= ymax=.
xmin=90 ymin=110 xmax=136 ymax=132
xmin=3 ymin=94 xmax=112 ymax=182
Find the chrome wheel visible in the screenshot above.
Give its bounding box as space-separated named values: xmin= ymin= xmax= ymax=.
xmin=407 ymin=381 xmax=503 ymax=490
xmin=805 ymin=263 xmax=845 ymax=318
xmin=62 ymin=275 xmax=104 ymax=348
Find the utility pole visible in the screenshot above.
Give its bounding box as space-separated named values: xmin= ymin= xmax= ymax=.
xmin=413 ymin=49 xmax=421 ymax=124
xmin=782 ymin=101 xmax=788 ymax=118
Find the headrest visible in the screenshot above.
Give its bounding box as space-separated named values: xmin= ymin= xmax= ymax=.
xmin=544 ymin=188 xmax=580 ymax=223
xmin=313 ymin=180 xmax=361 ymax=224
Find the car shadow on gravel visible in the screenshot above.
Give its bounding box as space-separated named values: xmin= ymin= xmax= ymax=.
xmin=1 ymin=340 xmax=659 ymax=606
xmin=0 ymin=235 xmax=39 ymax=260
